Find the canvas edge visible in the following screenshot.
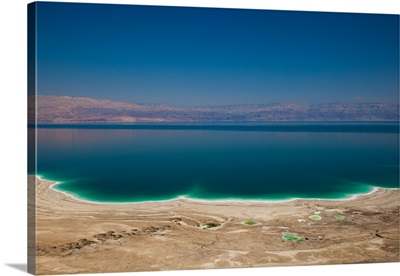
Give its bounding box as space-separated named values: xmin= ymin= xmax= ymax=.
xmin=27 ymin=2 xmax=37 ymax=275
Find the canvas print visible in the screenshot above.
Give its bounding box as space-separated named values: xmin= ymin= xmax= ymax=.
xmin=28 ymin=2 xmax=399 ymax=275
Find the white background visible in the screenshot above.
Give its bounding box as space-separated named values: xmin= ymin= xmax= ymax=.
xmin=0 ymin=0 xmax=398 ymax=276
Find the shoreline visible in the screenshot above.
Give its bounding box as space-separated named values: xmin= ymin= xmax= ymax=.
xmin=32 ymin=174 xmax=398 ymax=205
xmin=32 ymin=174 xmax=400 ymax=274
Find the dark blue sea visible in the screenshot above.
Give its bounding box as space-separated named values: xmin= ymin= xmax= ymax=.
xmin=30 ymin=122 xmax=399 ymax=202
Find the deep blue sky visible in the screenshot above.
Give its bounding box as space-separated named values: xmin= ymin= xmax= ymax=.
xmin=35 ymin=2 xmax=399 ymax=106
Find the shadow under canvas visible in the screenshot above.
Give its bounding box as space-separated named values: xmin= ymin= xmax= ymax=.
xmin=6 ymin=263 xmax=27 ymax=273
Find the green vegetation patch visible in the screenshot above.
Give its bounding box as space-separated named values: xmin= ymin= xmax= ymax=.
xmin=282 ymin=233 xmax=303 ymax=242
xmin=243 ymin=220 xmax=258 ymax=226
xmin=335 ymin=215 xmax=345 ymax=220
xmin=203 ymin=222 xmax=221 ymax=228
xmin=309 ymin=215 xmax=322 ymax=220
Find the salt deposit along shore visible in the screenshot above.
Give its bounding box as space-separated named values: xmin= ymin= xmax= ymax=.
xmin=29 ymin=176 xmax=399 ymax=275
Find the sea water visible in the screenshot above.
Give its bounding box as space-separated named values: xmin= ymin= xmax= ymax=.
xmin=31 ymin=123 xmax=399 ymax=203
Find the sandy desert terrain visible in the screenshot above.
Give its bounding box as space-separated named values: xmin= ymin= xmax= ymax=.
xmin=29 ymin=176 xmax=399 ymax=275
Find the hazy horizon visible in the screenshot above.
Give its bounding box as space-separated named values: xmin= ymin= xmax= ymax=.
xmin=36 ymin=94 xmax=399 ymax=108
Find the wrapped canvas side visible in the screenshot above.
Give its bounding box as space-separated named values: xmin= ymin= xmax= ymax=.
xmin=27 ymin=2 xmax=37 ymax=275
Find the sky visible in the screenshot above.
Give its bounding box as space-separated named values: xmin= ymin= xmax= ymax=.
xmin=34 ymin=2 xmax=399 ymax=106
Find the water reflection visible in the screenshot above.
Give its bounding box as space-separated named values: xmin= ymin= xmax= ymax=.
xmin=35 ymin=126 xmax=399 ymax=202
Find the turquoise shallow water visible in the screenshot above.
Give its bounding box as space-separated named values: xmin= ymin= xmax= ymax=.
xmin=30 ymin=123 xmax=399 ymax=203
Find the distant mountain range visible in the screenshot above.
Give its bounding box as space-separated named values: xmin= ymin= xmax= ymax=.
xmin=29 ymin=95 xmax=399 ymax=123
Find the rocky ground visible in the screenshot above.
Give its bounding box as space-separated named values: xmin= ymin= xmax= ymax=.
xmin=29 ymin=177 xmax=399 ymax=275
